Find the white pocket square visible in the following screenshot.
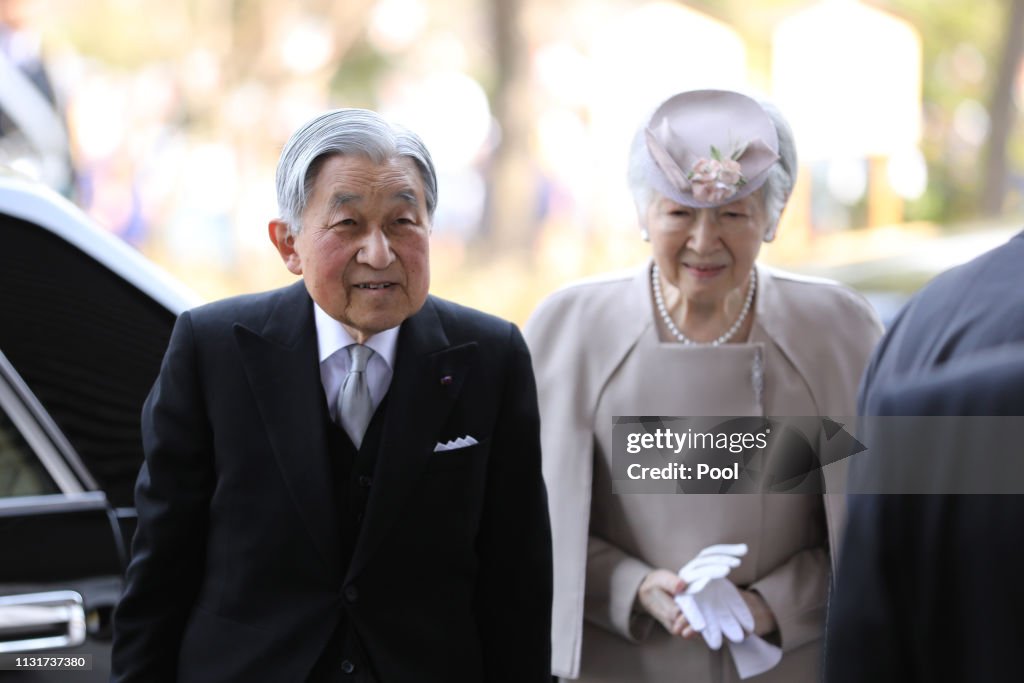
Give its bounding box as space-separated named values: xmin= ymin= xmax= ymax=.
xmin=433 ymin=435 xmax=479 ymax=452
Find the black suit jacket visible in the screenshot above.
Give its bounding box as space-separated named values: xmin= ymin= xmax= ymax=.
xmin=857 ymin=230 xmax=1024 ymax=414
xmin=827 ymin=231 xmax=1024 ymax=682
xmin=111 ymin=282 xmax=553 ymax=682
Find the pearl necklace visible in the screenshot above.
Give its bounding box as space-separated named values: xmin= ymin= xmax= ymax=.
xmin=651 ymin=263 xmax=756 ymax=346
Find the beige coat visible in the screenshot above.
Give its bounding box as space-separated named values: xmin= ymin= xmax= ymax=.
xmin=524 ymin=263 xmax=883 ymax=682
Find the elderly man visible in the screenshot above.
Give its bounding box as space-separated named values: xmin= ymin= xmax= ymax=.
xmin=111 ymin=109 xmax=552 ymax=682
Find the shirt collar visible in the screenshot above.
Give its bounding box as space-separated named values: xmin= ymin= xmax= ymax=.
xmin=313 ymin=302 xmax=399 ymax=370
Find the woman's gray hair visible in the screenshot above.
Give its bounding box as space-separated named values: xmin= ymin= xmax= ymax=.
xmin=627 ymin=98 xmax=798 ymax=233
xmin=275 ymin=109 xmax=438 ymax=234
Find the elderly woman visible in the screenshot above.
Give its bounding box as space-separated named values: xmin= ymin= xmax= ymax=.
xmin=525 ymin=90 xmax=883 ymax=682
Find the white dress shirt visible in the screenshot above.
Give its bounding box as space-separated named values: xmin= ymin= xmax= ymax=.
xmin=313 ymin=303 xmax=399 ymax=424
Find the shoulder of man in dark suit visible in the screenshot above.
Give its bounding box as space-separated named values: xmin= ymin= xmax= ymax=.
xmin=184 ymin=280 xmax=308 ymax=337
xmin=425 ymin=294 xmax=523 ymax=344
xmin=858 ymin=230 xmax=1024 ymax=414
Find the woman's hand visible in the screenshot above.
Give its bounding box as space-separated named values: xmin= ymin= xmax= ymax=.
xmin=636 ymin=569 xmax=699 ymax=638
xmin=638 ymin=570 xmax=778 ymax=641
xmin=739 ymin=588 xmax=777 ymax=637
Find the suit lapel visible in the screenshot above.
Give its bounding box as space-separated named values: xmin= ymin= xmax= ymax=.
xmin=233 ymin=281 xmax=341 ymax=573
xmin=347 ymin=297 xmax=477 ymax=580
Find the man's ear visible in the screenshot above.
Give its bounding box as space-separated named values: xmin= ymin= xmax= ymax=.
xmin=269 ymin=220 xmax=303 ymax=275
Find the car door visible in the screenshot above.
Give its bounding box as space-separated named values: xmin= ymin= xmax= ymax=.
xmin=0 ymin=349 xmax=124 ymax=681
xmin=0 ymin=170 xmax=196 ymax=680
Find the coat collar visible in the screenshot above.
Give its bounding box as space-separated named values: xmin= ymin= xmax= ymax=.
xmin=233 ymin=281 xmax=342 ymax=572
xmin=752 ymin=261 xmax=794 ymax=355
xmin=580 ymin=264 xmax=653 ymax=386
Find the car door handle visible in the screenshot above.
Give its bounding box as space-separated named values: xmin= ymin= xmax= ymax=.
xmin=0 ymin=591 xmax=87 ymax=653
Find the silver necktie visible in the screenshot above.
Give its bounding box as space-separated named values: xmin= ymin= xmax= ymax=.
xmin=339 ymin=344 xmax=374 ymax=448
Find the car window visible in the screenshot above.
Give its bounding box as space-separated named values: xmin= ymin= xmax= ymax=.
xmin=1 ymin=212 xmax=177 ymax=507
xmin=0 ymin=404 xmax=59 ymax=497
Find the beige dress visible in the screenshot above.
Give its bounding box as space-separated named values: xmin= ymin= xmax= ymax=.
xmin=524 ymin=262 xmax=883 ymax=682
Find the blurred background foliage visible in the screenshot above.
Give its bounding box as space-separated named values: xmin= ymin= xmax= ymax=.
xmin=3 ymin=0 xmax=1024 ymax=324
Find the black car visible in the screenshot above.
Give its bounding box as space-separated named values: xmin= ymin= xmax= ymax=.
xmin=0 ymin=169 xmax=196 ymax=679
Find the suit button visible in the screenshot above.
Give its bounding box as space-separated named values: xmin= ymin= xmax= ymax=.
xmin=344 ymin=585 xmax=359 ymax=603
xmin=340 ymin=659 xmax=356 ymax=674
xmin=358 ymin=475 xmax=372 ymax=488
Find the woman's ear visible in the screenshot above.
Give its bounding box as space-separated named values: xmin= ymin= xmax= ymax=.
xmin=763 ymin=222 xmax=778 ymax=243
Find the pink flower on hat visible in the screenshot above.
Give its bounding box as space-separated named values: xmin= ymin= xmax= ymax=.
xmin=718 ymin=158 xmax=743 ymax=186
xmin=689 ymin=158 xmax=718 ymax=183
xmin=688 ymin=147 xmax=746 ymax=203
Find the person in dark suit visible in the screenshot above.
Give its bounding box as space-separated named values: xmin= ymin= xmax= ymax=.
xmin=111 ymin=109 xmax=553 ymax=682
xmin=826 ymin=231 xmax=1024 ymax=682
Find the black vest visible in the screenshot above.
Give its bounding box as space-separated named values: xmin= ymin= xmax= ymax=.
xmin=307 ymin=393 xmax=389 ymax=682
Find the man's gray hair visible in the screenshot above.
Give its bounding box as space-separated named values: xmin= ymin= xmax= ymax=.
xmin=627 ymin=99 xmax=798 ymax=233
xmin=275 ymin=109 xmax=438 ymax=234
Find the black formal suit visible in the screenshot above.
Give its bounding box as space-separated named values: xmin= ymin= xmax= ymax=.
xmin=111 ymin=281 xmax=553 ymax=682
xmin=826 ymin=231 xmax=1024 ymax=682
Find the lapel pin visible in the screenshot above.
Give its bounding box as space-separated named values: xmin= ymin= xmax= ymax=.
xmin=440 ymin=375 xmax=454 ymax=386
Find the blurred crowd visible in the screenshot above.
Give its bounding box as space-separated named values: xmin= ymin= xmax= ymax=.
xmin=1 ymin=0 xmax=1022 ymax=322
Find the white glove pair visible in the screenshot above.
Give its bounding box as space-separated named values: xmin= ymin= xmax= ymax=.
xmin=673 ymin=543 xmax=783 ymax=679
xmin=674 ymin=543 xmax=754 ymax=650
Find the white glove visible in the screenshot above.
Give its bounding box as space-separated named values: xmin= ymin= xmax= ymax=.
xmin=673 ymin=543 xmax=783 ymax=678
xmin=676 ymin=578 xmax=754 ymax=649
xmin=677 ymin=543 xmax=747 ymax=594
xmin=707 ymin=578 xmax=755 ymax=644
xmin=675 ymin=544 xmax=750 ymax=649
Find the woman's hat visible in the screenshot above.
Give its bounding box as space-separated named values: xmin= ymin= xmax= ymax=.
xmin=641 ymin=90 xmax=780 ymax=208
